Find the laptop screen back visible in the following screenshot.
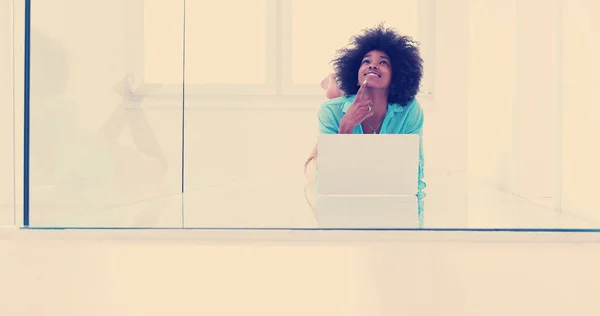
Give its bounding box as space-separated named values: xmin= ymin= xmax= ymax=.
xmin=317 ymin=134 xmax=420 ymax=196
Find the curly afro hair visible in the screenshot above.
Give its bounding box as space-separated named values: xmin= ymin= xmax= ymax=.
xmin=331 ymin=23 xmax=423 ymax=106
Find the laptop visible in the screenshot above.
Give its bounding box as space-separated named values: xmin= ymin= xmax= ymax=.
xmin=316 ymin=134 xmax=420 ymax=196
xmin=315 ymin=134 xmax=421 ymax=228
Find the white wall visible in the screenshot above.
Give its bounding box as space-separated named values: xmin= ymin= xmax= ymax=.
xmin=467 ymin=0 xmax=516 ymax=190
xmin=468 ymin=0 xmax=600 ymax=222
xmin=515 ymin=0 xmax=562 ymax=208
xmin=468 ymin=0 xmax=559 ymax=202
xmin=560 ymin=0 xmax=600 ymax=222
xmin=0 ymin=0 xmax=15 ymax=226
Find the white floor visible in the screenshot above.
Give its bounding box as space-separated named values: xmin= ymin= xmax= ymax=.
xmin=0 ymin=105 xmax=590 ymax=230
xmin=23 ymin=171 xmax=599 ymax=229
xmin=2 ymin=228 xmax=600 ymax=316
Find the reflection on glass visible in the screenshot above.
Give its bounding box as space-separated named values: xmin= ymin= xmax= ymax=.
xmin=28 ymin=0 xmax=184 ymax=227
xmin=103 ymin=75 xmax=167 ymax=173
xmin=303 ymin=160 xmax=425 ymax=228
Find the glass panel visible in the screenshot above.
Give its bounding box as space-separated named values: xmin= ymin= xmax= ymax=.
xmin=20 ymin=0 xmax=600 ymax=230
xmin=0 ymin=0 xmax=15 ymax=226
xmin=183 ymin=109 xmax=320 ymax=228
xmin=561 ymin=0 xmax=600 ymax=224
xmin=28 ymin=0 xmax=184 ymax=227
xmin=290 ymin=0 xmax=419 ymax=85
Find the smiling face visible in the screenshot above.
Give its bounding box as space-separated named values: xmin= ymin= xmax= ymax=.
xmin=357 ymin=50 xmax=392 ymax=89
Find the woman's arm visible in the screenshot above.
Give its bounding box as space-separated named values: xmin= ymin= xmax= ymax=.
xmin=304 ymin=144 xmax=318 ymax=177
xmin=404 ymin=101 xmax=427 ymax=199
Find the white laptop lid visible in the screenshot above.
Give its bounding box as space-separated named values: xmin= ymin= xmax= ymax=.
xmin=317 ymin=134 xmax=420 ymax=196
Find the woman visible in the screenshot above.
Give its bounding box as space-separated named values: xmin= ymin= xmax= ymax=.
xmin=305 ymin=24 xmax=426 ymax=199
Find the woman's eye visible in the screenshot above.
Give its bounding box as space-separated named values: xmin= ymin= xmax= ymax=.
xmin=362 ymin=60 xmax=370 ymax=64
xmin=380 ymin=60 xmax=388 ymax=65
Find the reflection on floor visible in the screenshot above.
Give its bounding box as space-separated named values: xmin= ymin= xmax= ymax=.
xmin=26 ymin=172 xmax=600 ymax=229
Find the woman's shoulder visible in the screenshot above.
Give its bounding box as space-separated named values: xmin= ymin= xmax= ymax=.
xmin=320 ymin=95 xmax=423 ymax=114
xmin=399 ymin=98 xmax=423 ymax=115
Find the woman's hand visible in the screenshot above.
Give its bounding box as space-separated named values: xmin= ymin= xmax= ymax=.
xmin=338 ymin=80 xmax=374 ymax=134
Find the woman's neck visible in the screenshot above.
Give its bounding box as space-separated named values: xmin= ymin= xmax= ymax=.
xmin=363 ymin=88 xmax=388 ymax=116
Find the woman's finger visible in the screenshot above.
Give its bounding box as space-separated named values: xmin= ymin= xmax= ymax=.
xmin=356 ymin=80 xmax=368 ymax=101
xmin=354 ymin=100 xmax=373 ymax=111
